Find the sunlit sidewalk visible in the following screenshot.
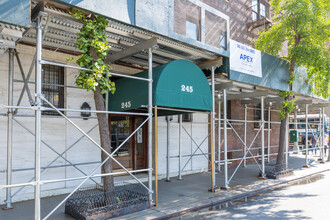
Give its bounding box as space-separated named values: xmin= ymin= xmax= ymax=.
xmin=0 ymin=154 xmax=328 ymax=220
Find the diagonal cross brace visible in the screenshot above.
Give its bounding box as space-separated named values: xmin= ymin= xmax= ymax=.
xmin=13 ymin=118 xmax=101 ymax=187
xmin=14 ymin=15 xmax=51 ymax=114
xmin=181 ymin=125 xmax=210 ymax=172
xmin=14 ymin=50 xmax=35 ymax=105
xmin=228 ymin=124 xmax=264 ymax=185
xmin=227 ymin=121 xmax=263 ymax=172
xmin=11 ymin=123 xmax=98 ymax=198
xmin=41 ymin=96 xmax=152 ymax=219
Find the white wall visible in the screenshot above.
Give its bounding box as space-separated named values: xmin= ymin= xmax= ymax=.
xmin=155 ymin=113 xmax=209 ymax=179
xmin=0 ymin=45 xmax=209 ymax=204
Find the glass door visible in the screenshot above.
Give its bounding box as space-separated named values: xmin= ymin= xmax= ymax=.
xmin=110 ymin=116 xmax=132 ymax=170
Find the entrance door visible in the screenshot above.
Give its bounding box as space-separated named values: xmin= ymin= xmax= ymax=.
xmin=133 ymin=117 xmax=148 ymax=170
xmin=110 ymin=116 xmax=132 ymax=169
xmin=109 ymin=115 xmax=148 ymax=171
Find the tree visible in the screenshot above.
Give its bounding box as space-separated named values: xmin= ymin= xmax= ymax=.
xmin=69 ymin=9 xmax=116 ymax=192
xmin=255 ymin=0 xmax=330 ymax=169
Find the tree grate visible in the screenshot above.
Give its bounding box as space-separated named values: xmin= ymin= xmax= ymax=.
xmin=65 ymin=183 xmax=150 ymax=220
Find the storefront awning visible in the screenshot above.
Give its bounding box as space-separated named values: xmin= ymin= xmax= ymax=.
xmin=108 ymin=59 xmax=212 ymax=114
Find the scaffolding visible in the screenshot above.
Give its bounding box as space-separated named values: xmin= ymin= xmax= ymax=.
xmin=1 ymin=3 xmax=330 ymax=220
xmin=0 ymin=5 xmax=221 ymax=219
xmin=1 ymin=12 xmax=156 ymax=220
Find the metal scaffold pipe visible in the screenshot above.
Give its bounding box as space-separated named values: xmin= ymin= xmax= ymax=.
xmin=34 ymin=15 xmax=42 ymax=220
xmin=305 ymin=104 xmax=309 ymax=167
xmin=155 ymin=106 xmax=158 ymax=205
xmin=148 ymin=48 xmax=153 ymax=205
xmin=166 ymin=116 xmax=170 ymax=182
xmin=223 ymin=89 xmax=228 ymax=189
xmin=211 ymin=66 xmax=216 ymax=191
xmin=5 ymin=48 xmax=14 ymax=210
xmin=267 ymin=106 xmax=271 ymax=163
xmin=218 ymin=100 xmax=221 ymax=172
xmin=261 ymin=96 xmax=265 ymax=178
xmin=244 ymin=104 xmax=247 ymax=167
xmin=179 ymin=114 xmax=182 ymax=180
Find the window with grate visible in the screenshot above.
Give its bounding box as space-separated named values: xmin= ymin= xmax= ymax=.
xmin=42 ymin=64 xmax=65 ymax=115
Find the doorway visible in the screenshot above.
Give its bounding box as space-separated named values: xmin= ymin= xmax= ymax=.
xmin=109 ymin=115 xmax=148 ymax=171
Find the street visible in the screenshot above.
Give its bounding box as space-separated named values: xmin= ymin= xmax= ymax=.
xmin=178 ymin=170 xmax=330 ymax=219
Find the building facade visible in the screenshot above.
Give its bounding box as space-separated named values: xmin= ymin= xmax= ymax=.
xmin=0 ymin=0 xmax=323 ymax=210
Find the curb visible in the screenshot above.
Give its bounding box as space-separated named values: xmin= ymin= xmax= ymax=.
xmin=152 ymin=168 xmax=330 ymax=220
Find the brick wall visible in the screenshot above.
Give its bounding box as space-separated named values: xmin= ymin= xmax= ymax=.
xmin=201 ymin=0 xmax=270 ymax=47
xmin=213 ymin=99 xmax=280 ymax=168
xmin=174 ymin=0 xmax=201 ymax=37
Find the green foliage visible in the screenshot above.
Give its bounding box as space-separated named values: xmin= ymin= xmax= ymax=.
xmin=69 ymin=9 xmax=115 ymax=94
xmin=255 ymin=0 xmax=330 ymax=119
xmin=278 ymin=91 xmax=296 ymax=120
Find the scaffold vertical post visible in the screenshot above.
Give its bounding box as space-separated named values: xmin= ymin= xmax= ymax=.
xmin=179 ymin=114 xmax=182 ymax=180
xmin=244 ymin=104 xmax=247 ymax=167
xmin=223 ymin=89 xmax=228 ymax=189
xmin=218 ymin=100 xmax=221 ymax=172
xmin=5 ymin=48 xmax=14 ymax=210
xmin=267 ymin=105 xmax=271 ymax=162
xmin=294 ymin=109 xmax=298 ymax=154
xmin=261 ymin=96 xmax=265 ymax=177
xmin=34 ymin=15 xmax=43 ymax=220
xmin=211 ymin=66 xmax=215 ymax=191
xmin=305 ymin=104 xmax=309 ymax=167
xmin=322 ymin=107 xmax=325 ymax=161
xmin=166 ymin=116 xmax=170 ymax=181
xmin=148 ymin=48 xmax=153 ymax=204
xmin=319 ymin=108 xmax=322 ymax=159
xmin=154 ymin=106 xmax=158 ymax=205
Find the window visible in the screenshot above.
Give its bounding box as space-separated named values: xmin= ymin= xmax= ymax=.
xmin=260 ymin=3 xmax=266 ymax=18
xmin=219 ymin=32 xmax=227 ymax=49
xmin=254 ymin=104 xmax=271 ymax=129
xmin=42 ymin=65 xmax=64 ymax=115
xmin=174 ymin=0 xmax=201 ymax=41
xmin=218 ymin=100 xmax=231 ymax=128
xmin=186 ymin=18 xmax=200 ymax=41
xmin=111 ymin=116 xmax=130 ymax=157
xmin=182 ymin=113 xmax=193 ymax=122
xmin=252 ymin=0 xmax=267 ymax=21
xmin=252 ymin=0 xmax=258 ymax=21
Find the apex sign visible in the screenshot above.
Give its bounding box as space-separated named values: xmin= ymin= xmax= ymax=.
xmin=240 ymin=54 xmax=253 ymax=63
xmin=230 ymin=40 xmax=262 ymax=78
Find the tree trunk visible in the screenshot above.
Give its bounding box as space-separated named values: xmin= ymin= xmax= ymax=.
xmin=93 ymin=85 xmax=114 ymax=192
xmin=276 ymin=50 xmax=296 ymax=171
xmin=276 ymin=110 xmax=289 ymax=171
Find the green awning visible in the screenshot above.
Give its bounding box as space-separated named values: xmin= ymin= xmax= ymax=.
xmin=108 ymin=59 xmax=212 ymax=114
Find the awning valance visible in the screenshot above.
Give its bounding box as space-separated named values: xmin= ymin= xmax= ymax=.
xmin=108 ymin=59 xmax=212 ymax=114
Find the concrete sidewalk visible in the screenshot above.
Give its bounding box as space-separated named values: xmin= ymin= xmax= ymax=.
xmin=0 ymin=154 xmax=328 ymax=220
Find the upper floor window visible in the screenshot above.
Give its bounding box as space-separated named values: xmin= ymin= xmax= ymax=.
xmin=186 ymin=18 xmax=200 ymax=41
xmin=205 ymin=11 xmax=228 ymax=50
xmin=174 ymin=0 xmax=201 ymax=42
xmin=42 ymin=64 xmax=65 ymax=115
xmin=219 ymin=32 xmax=227 ymax=49
xmin=260 ymin=2 xmax=266 ymax=17
xmin=252 ymin=0 xmax=268 ymax=22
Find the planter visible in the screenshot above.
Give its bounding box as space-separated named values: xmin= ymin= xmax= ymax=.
xmin=65 ymin=184 xmax=150 ymax=220
xmin=261 ymin=164 xmax=294 ymax=179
